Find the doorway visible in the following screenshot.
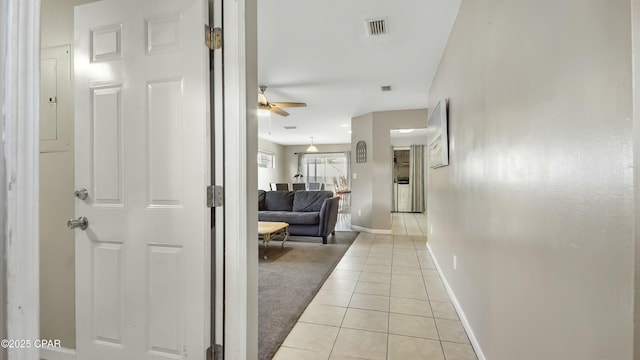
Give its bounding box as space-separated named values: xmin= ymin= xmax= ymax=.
xmin=34 ymin=0 xmax=246 ymax=359
xmin=39 ymin=0 xmax=92 ymax=352
xmin=6 ymin=0 xmax=257 ymax=358
xmin=392 ymin=147 xmax=411 ymax=212
xmin=390 ymin=128 xmax=428 ymax=214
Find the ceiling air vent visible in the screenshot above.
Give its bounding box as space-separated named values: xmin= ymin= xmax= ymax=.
xmin=283 ymin=126 xmax=297 ymax=130
xmin=366 ymin=18 xmax=387 ymax=36
xmin=381 ymin=85 xmax=392 ymax=92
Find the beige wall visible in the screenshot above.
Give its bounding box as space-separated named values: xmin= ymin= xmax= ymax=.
xmin=256 ymin=141 xmax=351 ymax=190
xmin=427 ymin=0 xmax=633 ymax=359
xmin=351 ymin=113 xmax=374 ymax=228
xmin=351 ymin=109 xmax=427 ymax=231
xmin=257 ymin=138 xmax=287 ymax=191
xmin=634 ymin=1 xmax=640 ymax=358
xmin=245 ymin=0 xmax=259 ymax=356
xmin=40 ymin=0 xmax=92 ymax=349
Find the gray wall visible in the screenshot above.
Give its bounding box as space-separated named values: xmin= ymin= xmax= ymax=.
xmin=351 ymin=109 xmax=427 ymax=231
xmin=427 ymin=0 xmax=633 ymax=359
xmin=40 ymin=0 xmax=92 ymax=348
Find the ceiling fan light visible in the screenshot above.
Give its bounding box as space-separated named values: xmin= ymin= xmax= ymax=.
xmin=258 ymin=108 xmax=270 ymax=116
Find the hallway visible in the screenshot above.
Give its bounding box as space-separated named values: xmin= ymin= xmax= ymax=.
xmin=273 ymin=213 xmax=478 ymax=360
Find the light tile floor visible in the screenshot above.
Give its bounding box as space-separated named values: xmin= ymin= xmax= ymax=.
xmin=273 ymin=213 xmax=478 ymax=360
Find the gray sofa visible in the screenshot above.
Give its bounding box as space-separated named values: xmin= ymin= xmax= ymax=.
xmin=258 ymin=190 xmax=340 ymax=244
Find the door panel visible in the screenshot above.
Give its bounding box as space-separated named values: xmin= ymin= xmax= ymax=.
xmin=91 ymin=85 xmax=123 ymax=205
xmin=74 ymin=0 xmax=211 ymax=359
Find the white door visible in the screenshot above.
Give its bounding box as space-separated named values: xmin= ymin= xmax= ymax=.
xmin=73 ymin=0 xmax=212 ymax=359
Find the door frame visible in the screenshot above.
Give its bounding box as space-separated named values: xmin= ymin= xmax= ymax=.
xmin=2 ymin=0 xmax=41 ymax=359
xmin=222 ymin=0 xmax=258 ymax=358
xmin=1 ymin=0 xmax=257 ymax=359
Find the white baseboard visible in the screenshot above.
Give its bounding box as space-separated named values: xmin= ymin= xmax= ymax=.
xmin=350 ymin=225 xmax=392 ymax=234
xmin=40 ymin=347 xmax=76 ymax=360
xmin=427 ymin=244 xmax=486 ymax=360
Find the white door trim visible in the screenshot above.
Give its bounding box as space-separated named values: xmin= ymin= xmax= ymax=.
xmin=222 ymin=0 xmax=258 ymax=358
xmin=2 ymin=1 xmax=40 ymax=360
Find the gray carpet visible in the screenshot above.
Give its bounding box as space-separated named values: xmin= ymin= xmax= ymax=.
xmin=258 ymin=231 xmax=358 ymax=360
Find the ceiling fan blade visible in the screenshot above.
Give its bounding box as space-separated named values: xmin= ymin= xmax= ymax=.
xmin=270 ymin=102 xmax=307 ymax=108
xmin=257 ymin=86 xmax=305 ymax=116
xmin=258 ymin=93 xmax=268 ymax=105
xmin=270 ymin=107 xmax=290 ymax=116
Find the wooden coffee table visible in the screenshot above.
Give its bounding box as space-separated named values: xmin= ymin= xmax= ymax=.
xmin=258 ymin=221 xmax=289 ymax=259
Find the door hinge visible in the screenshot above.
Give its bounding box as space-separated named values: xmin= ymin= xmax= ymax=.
xmin=205 ymin=25 xmax=222 ymax=50
xmin=206 ymin=344 xmax=223 ymax=360
xmin=207 ymin=185 xmax=223 ymax=208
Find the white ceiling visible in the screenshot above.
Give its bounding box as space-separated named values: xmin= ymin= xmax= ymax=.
xmin=257 ymin=0 xmax=461 ymax=146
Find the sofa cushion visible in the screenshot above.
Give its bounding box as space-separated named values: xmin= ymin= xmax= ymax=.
xmin=292 ymin=190 xmax=333 ymax=212
xmin=258 ymin=190 xmax=266 ymax=211
xmin=259 ymin=211 xmax=320 ymax=225
xmin=264 ymin=191 xmax=294 ymax=211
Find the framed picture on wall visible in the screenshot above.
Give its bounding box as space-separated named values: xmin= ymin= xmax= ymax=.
xmin=427 ymin=98 xmax=449 ymax=168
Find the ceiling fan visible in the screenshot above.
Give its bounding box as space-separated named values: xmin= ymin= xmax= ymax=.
xmin=258 ymin=85 xmax=307 ymax=117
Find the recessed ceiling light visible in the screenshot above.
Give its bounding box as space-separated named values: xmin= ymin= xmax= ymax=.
xmin=341 ymin=124 xmax=348 ymax=128
xmin=348 ymin=130 xmax=352 ymax=134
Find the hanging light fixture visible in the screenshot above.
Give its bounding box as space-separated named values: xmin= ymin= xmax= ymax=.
xmin=306 ymin=137 xmax=318 ymax=152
